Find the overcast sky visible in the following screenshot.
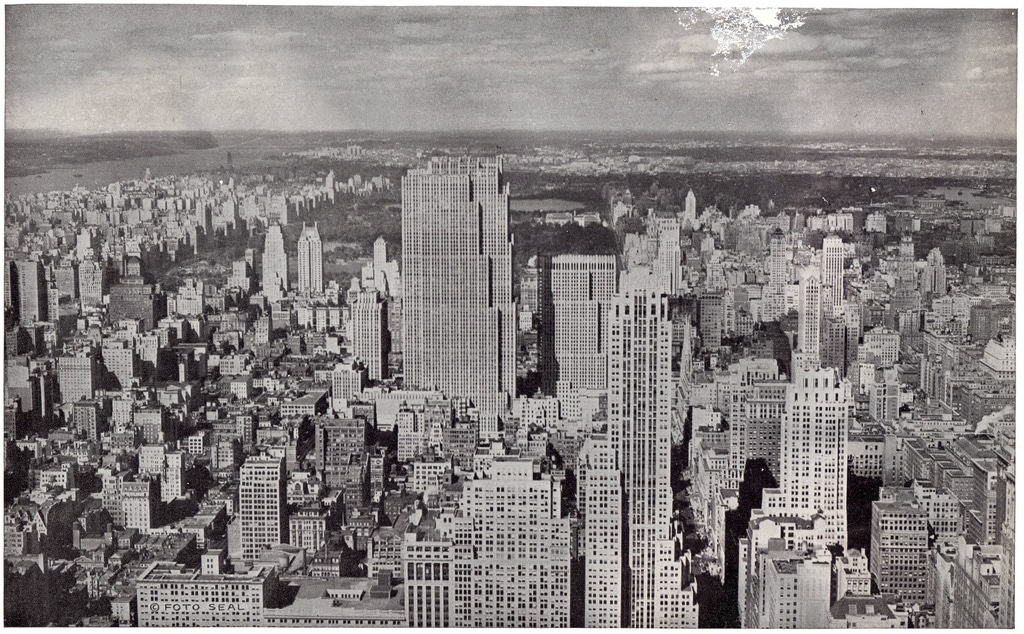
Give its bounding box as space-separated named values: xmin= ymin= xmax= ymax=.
xmin=5 ymin=6 xmax=1017 ymax=139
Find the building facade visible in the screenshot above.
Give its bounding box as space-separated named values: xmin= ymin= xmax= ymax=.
xmin=401 ymin=156 xmax=515 ymax=437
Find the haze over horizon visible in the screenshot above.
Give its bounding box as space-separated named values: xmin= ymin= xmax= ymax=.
xmin=6 ymin=7 xmax=1017 ymax=140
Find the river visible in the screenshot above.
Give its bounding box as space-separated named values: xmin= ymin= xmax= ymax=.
xmin=4 ymin=136 xmax=310 ymax=197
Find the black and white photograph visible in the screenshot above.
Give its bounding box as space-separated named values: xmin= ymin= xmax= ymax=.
xmin=2 ymin=5 xmax=1017 ymax=628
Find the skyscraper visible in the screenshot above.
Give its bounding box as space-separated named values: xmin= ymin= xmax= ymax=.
xmin=538 ymin=254 xmax=617 ymax=396
xmin=698 ymin=290 xmax=724 ymax=351
xmin=15 ymin=259 xmax=46 ymax=325
xmin=296 ymin=222 xmax=323 ymax=296
xmin=349 ymin=290 xmax=388 ymax=381
xmin=239 ymin=456 xmax=287 ymax=561
xmin=764 ymin=228 xmax=788 ymax=321
xmin=373 ymin=236 xmax=387 ymax=291
xmin=401 ymin=156 xmax=515 ymax=437
xmin=579 ymin=433 xmax=626 ymax=627
xmin=820 ymin=234 xmax=844 ymax=317
xmin=762 ymin=366 xmax=851 ymax=548
xmin=454 ymin=457 xmax=571 ymax=627
xmin=608 ymin=286 xmax=674 ymax=627
xmin=923 ymin=247 xmax=947 ymax=297
xmin=683 ymin=189 xmax=697 ymax=226
xmin=796 ymin=267 xmax=821 ymax=367
xmin=262 ymin=224 xmax=288 ymax=302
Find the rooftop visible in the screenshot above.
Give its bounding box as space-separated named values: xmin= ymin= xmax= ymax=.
xmin=136 ymin=561 xmax=274 ymax=584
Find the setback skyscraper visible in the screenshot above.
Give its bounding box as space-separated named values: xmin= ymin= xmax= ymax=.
xmin=821 ymin=235 xmax=844 ymax=317
xmin=539 ymin=254 xmax=617 ymax=397
xmin=401 ymin=156 xmax=515 ymax=437
xmin=608 ymin=284 xmax=674 ymax=627
xmin=762 ymin=366 xmax=851 ymax=548
xmin=262 ymin=224 xmax=288 ymax=302
xmin=296 ymin=222 xmax=323 ymax=296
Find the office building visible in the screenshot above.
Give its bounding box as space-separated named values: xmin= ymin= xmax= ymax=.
xmin=58 ymin=349 xmax=98 ymax=404
xmin=77 ymin=259 xmax=106 ymax=308
xmin=402 ymin=530 xmax=455 ymax=627
xmin=401 ymin=156 xmax=515 ymax=436
xmin=297 ymin=222 xmax=323 ymax=296
xmin=122 ymin=478 xmax=159 ymax=531
xmin=15 ymin=260 xmax=47 ymax=325
xmin=331 ymin=361 xmax=366 ymax=408
xmin=579 ymin=433 xmax=625 ymax=627
xmin=538 ymin=254 xmax=617 ymax=396
xmin=163 ymin=451 xmax=187 ymax=502
xmin=349 ymin=290 xmax=388 ymax=381
xmin=136 ymin=561 xmax=277 ymax=626
xmin=761 ymin=366 xmax=850 ymax=548
xmin=698 ymin=290 xmax=724 ymax=351
xmin=796 ymin=267 xmax=821 ymax=365
xmin=871 ymin=492 xmax=929 ymax=602
xmin=764 ymin=228 xmax=788 ymax=321
xmin=453 ymin=457 xmax=571 ymax=627
xmin=73 ymin=400 xmax=107 ymax=441
xmin=608 ymin=286 xmax=673 ymax=627
xmin=922 ymin=247 xmax=947 ymax=297
xmin=948 ymin=537 xmax=1004 ymax=629
xmin=402 ymin=458 xmax=570 ymax=627
xmin=109 ymin=277 xmax=163 ymax=330
xmin=102 ymin=339 xmax=136 ymax=390
xmin=262 ymin=224 xmax=288 ymax=302
xmin=821 ymin=235 xmax=844 ymax=316
xmin=240 ymin=456 xmax=287 ymax=561
xmin=762 ymin=548 xmax=832 ymax=628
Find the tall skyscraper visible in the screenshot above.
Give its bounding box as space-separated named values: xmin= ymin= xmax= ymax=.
xmin=762 ymin=366 xmax=851 ymax=548
xmin=455 ymin=457 xmax=571 ymax=627
xmin=764 ymin=228 xmax=788 ymax=321
xmin=820 ymin=234 xmax=844 ymax=317
xmin=402 ymin=457 xmax=570 ymax=628
xmin=653 ymin=216 xmax=681 ymax=295
xmin=683 ymin=189 xmax=697 ymax=225
xmin=796 ymin=266 xmax=821 ymax=367
xmin=896 ymin=235 xmax=917 ymax=289
xmin=608 ymin=286 xmax=673 ymax=627
xmin=401 ymin=156 xmax=515 ymax=436
xmin=296 ymin=222 xmax=323 ymax=296
xmin=349 ymin=290 xmax=388 ymax=381
xmin=698 ymin=290 xmax=724 ymax=351
xmin=239 ymin=456 xmax=287 ymax=561
xmin=539 ymin=254 xmax=617 ymax=396
xmin=373 ymin=236 xmax=387 ymax=290
xmin=262 ymin=224 xmax=288 ymax=302
xmin=6 ymin=259 xmax=14 ymax=311
xmin=579 ymin=432 xmax=626 ymax=626
xmin=15 ymin=260 xmax=46 ymax=325
xmin=923 ymin=247 xmax=947 ymax=297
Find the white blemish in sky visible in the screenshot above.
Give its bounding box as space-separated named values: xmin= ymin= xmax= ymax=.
xmin=750 ymin=8 xmax=782 ymax=28
xmin=677 ymin=7 xmax=807 ymax=75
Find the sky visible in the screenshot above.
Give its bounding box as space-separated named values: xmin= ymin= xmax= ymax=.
xmin=4 ymin=6 xmax=1017 ymax=139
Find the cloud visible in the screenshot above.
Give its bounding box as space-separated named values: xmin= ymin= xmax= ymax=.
xmin=966 ymin=66 xmax=1013 ymax=80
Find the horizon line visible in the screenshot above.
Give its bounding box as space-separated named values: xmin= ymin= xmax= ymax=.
xmin=5 ymin=127 xmax=1017 ymax=144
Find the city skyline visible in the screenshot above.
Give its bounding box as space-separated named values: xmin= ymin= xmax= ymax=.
xmin=5 ymin=7 xmax=1017 ymax=139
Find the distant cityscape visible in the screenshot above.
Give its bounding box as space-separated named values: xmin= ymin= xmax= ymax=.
xmin=3 ymin=132 xmax=1015 ymax=627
